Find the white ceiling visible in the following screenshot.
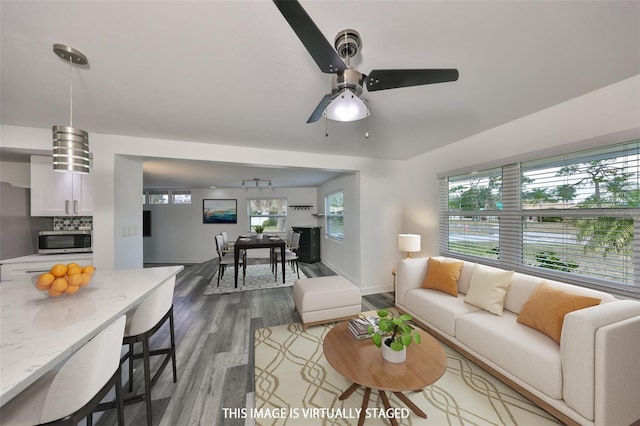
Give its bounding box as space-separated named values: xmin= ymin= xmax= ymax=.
xmin=1 ymin=1 xmax=638 ymax=188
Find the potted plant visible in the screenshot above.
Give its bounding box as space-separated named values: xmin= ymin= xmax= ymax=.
xmin=368 ymin=309 xmax=421 ymax=363
xmin=254 ymin=224 xmax=265 ymax=239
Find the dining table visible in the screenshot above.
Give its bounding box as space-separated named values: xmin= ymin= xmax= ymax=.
xmin=0 ymin=265 xmax=184 ymax=407
xmin=233 ymin=235 xmax=286 ymax=288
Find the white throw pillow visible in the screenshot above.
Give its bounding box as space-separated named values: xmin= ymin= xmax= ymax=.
xmin=464 ymin=264 xmax=514 ymax=316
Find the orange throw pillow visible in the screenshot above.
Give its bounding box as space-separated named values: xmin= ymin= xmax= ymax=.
xmin=421 ymin=258 xmax=464 ymax=296
xmin=517 ymin=282 xmax=601 ymax=344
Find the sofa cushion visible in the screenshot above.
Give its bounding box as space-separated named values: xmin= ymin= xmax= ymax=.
xmin=517 ymin=282 xmax=601 ymax=344
xmin=464 ymin=264 xmax=514 ymax=315
xmin=504 ymin=272 xmax=616 ymax=315
xmin=405 ymin=288 xmax=480 ymax=337
xmin=456 ymin=310 xmax=563 ymax=399
xmin=421 ymin=258 xmax=464 ymax=296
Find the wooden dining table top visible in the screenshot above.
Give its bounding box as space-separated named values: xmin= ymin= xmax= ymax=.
xmin=323 ymin=321 xmax=447 ymax=392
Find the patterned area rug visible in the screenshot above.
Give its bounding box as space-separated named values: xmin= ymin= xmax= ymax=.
xmin=253 ymin=317 xmax=560 ymax=426
xmin=204 ymin=262 xmax=306 ymax=295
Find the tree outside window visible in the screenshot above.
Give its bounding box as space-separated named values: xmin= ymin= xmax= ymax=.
xmin=326 ymin=191 xmax=344 ymax=240
xmin=248 ymin=199 xmax=287 ymax=232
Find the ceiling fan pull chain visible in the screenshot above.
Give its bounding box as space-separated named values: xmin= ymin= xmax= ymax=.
xmin=365 ymin=115 xmax=370 ymax=139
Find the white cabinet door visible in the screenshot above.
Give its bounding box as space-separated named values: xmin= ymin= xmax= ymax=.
xmin=30 ymin=156 xmax=93 ymax=216
xmin=72 ymin=172 xmax=93 ymax=215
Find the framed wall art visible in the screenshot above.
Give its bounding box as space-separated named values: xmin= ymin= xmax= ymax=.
xmin=203 ymin=199 xmax=237 ymax=224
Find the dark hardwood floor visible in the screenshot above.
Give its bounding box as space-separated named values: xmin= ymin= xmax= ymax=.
xmin=97 ymin=260 xmax=394 ymax=425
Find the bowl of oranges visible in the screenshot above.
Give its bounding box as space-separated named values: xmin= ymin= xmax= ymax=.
xmin=33 ymin=263 xmax=96 ymax=297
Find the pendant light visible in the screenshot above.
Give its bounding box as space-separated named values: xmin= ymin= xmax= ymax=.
xmin=52 ymin=44 xmax=90 ymax=174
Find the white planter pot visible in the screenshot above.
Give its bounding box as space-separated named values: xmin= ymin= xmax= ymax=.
xmin=256 ymin=233 xmax=264 ymax=239
xmin=381 ymin=338 xmax=406 ymax=363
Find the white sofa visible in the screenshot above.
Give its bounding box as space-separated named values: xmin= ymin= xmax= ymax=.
xmin=395 ymin=257 xmax=640 ymax=426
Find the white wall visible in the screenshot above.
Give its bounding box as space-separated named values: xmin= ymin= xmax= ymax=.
xmin=0 ymin=161 xmax=30 ymax=187
xmin=402 ymin=75 xmax=640 ymax=256
xmin=143 ymin=187 xmax=320 ymax=264
xmin=318 ymin=173 xmax=360 ymax=284
xmin=0 ymin=125 xmax=403 ymax=293
xmin=113 ymin=155 xmax=144 ymax=269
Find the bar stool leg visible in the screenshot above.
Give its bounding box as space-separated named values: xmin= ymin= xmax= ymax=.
xmin=143 ymin=335 xmax=153 ymax=426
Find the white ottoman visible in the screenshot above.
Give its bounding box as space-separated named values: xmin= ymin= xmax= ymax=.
xmin=293 ymin=276 xmax=361 ymax=331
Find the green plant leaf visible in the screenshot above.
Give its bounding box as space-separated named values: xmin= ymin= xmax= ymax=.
xmin=377 ymin=309 xmax=389 ymax=318
xmin=414 ymin=333 xmax=421 ymax=344
xmin=378 ymin=319 xmax=392 ymax=332
xmin=390 ymin=340 xmax=404 ymax=351
xmin=401 ymin=324 xmax=412 ymax=334
xmin=372 ymin=333 xmax=382 ymax=347
xmin=399 ymin=313 xmax=413 ymax=321
xmin=401 ymin=334 xmax=412 ymax=347
xmin=367 ymin=325 xmax=374 ymax=334
xmin=392 ymin=317 xmax=404 ymax=326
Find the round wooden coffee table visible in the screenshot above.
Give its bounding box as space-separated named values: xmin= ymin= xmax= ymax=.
xmin=323 ymin=320 xmax=446 ymax=426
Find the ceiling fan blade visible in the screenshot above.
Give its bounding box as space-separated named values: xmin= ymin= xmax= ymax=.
xmin=366 ymin=69 xmax=459 ymax=92
xmin=273 ymin=0 xmax=347 ymax=74
xmin=307 ymin=93 xmax=333 ymax=123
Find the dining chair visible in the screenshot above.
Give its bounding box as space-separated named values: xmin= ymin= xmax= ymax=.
xmin=274 ymin=231 xmax=301 ymax=279
xmin=220 ymin=231 xmax=234 ymax=250
xmin=120 ymin=275 xmax=178 ymax=426
xmin=0 ymin=315 xmax=127 ymax=426
xmin=215 ymin=234 xmax=245 ymax=286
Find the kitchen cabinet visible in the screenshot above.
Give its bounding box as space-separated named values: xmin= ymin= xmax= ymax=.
xmin=292 ymin=226 xmax=321 ymax=263
xmin=30 ymin=156 xmax=93 ymax=216
xmin=0 ymin=253 xmax=93 ymax=281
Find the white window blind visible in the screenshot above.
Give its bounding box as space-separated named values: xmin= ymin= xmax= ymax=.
xmin=441 ymin=140 xmax=640 ymax=296
xmin=326 ymin=191 xmax=344 ymax=240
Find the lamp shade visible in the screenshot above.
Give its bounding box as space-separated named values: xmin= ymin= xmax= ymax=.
xmin=398 ymin=234 xmax=421 ymax=255
xmin=324 ymin=89 xmax=369 ymax=122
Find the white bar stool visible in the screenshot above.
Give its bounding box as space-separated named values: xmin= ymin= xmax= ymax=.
xmin=121 ymin=275 xmax=178 ymax=426
xmin=0 ymin=315 xmax=127 ymax=426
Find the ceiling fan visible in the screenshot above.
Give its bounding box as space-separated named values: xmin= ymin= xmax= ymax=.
xmin=273 ymin=0 xmax=459 ymax=123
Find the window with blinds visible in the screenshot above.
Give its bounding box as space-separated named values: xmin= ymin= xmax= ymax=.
xmin=444 ymin=168 xmax=502 ymax=260
xmin=441 ymin=140 xmax=640 ymax=296
xmin=326 ymin=190 xmax=344 ymax=240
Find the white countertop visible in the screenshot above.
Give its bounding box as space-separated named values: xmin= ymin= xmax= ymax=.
xmin=0 ymin=253 xmax=93 ymax=264
xmin=0 ymin=265 xmax=184 ymax=406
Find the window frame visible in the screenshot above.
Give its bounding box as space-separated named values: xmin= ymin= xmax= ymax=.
xmin=325 ymin=190 xmax=344 ymax=241
xmin=440 ymin=140 xmax=640 ymax=298
xmin=247 ymin=198 xmax=288 ymax=232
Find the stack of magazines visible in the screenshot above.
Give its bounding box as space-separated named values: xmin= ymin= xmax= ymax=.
xmin=348 ymin=317 xmax=380 ymax=340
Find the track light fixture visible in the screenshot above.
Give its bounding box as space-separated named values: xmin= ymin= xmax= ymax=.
xmin=241 ymin=178 xmax=274 ymax=190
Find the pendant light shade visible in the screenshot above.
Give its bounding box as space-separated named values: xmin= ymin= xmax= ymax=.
xmin=52 ymin=126 xmax=90 ymax=173
xmin=52 ymin=44 xmax=90 ymax=174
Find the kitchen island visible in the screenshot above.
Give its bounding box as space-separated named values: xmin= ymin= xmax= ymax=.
xmin=0 ymin=265 xmax=184 ymax=406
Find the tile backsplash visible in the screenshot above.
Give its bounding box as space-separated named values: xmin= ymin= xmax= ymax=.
xmin=53 ymin=216 xmax=93 ymax=231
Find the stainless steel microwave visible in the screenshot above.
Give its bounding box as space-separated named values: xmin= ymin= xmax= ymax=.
xmin=38 ymin=230 xmax=92 ymax=254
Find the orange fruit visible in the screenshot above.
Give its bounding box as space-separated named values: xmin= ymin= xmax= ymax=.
xmin=48 ymin=289 xmax=64 ymax=297
xmin=67 ymin=273 xmax=83 ymax=287
xmin=64 ymin=285 xmax=80 ymax=295
xmin=66 ymin=262 xmax=80 ymax=270
xmin=51 ymin=277 xmax=69 ymax=292
xmin=50 ymin=264 xmax=67 ymax=277
xmin=36 ymin=272 xmax=55 ymax=290
xmin=67 ymin=266 xmax=82 ymax=276
xmin=81 ymin=265 xmax=95 ymax=275
xmin=79 ymin=273 xmax=92 ymax=286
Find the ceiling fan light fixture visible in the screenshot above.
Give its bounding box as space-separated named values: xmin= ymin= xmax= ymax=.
xmin=323 ymin=89 xmax=369 ymax=122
